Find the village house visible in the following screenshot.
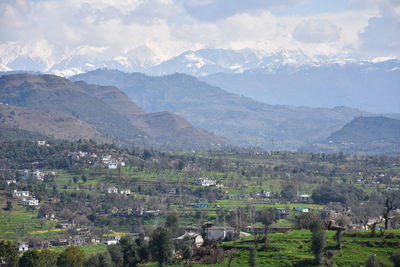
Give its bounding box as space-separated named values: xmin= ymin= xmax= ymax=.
xmin=21 ymin=198 xmax=39 ymax=207
xmin=56 ymin=222 xmax=72 ymax=229
xmin=13 ymin=190 xmax=30 ymax=198
xmin=6 ymin=179 xmax=17 ymax=185
xmin=104 ymin=186 xmax=118 ymax=194
xmin=119 ymin=189 xmax=131 ymax=195
xmin=206 ymin=227 xmax=236 ymax=241
xmin=298 ymin=194 xmax=311 ymax=203
xmin=107 ymin=162 xmax=118 ymax=169
xmin=102 ymin=154 xmax=112 ymax=163
xmin=276 ymin=207 xmax=290 ymax=219
xmin=294 ymin=207 xmax=310 ymax=213
xmin=176 ymin=232 xmax=204 ymax=248
xmin=20 ymin=170 xmax=44 ymax=181
xmin=17 ymin=242 xmax=29 ymax=252
xmin=36 ymin=140 xmax=47 ymax=146
xmin=103 ymin=236 xmax=121 ymax=245
xmin=195 ymin=177 xmax=217 ymax=187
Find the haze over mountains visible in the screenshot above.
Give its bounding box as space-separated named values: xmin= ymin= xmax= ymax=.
xmin=71 ymin=69 xmax=368 ymax=150
xmin=1 ymin=46 xmax=399 ymax=113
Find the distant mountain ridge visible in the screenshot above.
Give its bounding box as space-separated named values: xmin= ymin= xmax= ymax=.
xmin=0 ymin=73 xmax=227 ymax=150
xmin=71 ymin=69 xmax=368 ymax=150
xmin=2 ymin=46 xmax=399 ymax=113
xmin=302 ymin=116 xmax=400 ymax=154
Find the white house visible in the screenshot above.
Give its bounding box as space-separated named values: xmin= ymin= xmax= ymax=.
xmin=17 ymin=242 xmax=29 ymax=252
xmin=206 ymin=227 xmax=236 ymax=241
xmin=21 ymin=198 xmax=39 ymax=206
xmin=176 ymin=232 xmax=204 ymax=248
xmin=195 ymin=177 xmax=217 ymax=187
xmin=299 ymin=194 xmax=311 ymax=202
xmin=107 ymin=162 xmax=118 ymax=169
xmin=37 ymin=140 xmax=47 ymax=146
xmin=104 ymin=187 xmax=118 ymax=194
xmin=294 ymin=207 xmax=310 ymax=213
xmin=102 ymin=154 xmax=112 ymax=163
xmin=13 ymin=190 xmax=30 ymax=198
xmin=119 ymin=189 xmax=131 ymax=195
xmin=103 ymin=236 xmax=121 ymax=245
xmin=6 ymin=179 xmax=17 ymax=185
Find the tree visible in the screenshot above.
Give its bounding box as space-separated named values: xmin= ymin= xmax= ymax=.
xmin=119 ymin=236 xmax=139 ymax=266
xmin=334 ymin=216 xmax=348 ymax=249
xmin=0 ymin=241 xmax=19 ymax=267
xmin=107 ymin=245 xmax=123 ymax=266
xmin=382 ymin=191 xmax=400 ymax=229
xmin=39 ymin=249 xmax=58 ymax=267
xmin=350 ymin=201 xmax=381 ymax=236
xmin=19 ymin=249 xmax=42 ymax=267
xmin=310 ymin=219 xmax=325 ymax=265
xmin=149 ymin=227 xmax=173 ymax=267
xmin=365 ymin=254 xmax=383 ymax=267
xmin=165 ymin=209 xmax=179 ymax=236
xmin=391 ymin=250 xmax=400 ymax=267
xmin=5 ymin=201 xmax=13 ymax=211
xmin=258 ymin=208 xmax=276 ymax=248
xmin=280 ymin=184 xmax=297 ymax=201
xmin=57 ymin=246 xmax=85 ymax=267
xmin=248 ymin=246 xmax=257 ymax=267
xmin=182 ymin=246 xmax=193 ymax=265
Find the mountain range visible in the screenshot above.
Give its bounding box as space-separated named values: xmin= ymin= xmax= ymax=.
xmin=0 ymin=73 xmax=226 ymax=150
xmin=1 ymin=45 xmax=398 ymax=113
xmin=71 ymin=69 xmax=368 ymax=150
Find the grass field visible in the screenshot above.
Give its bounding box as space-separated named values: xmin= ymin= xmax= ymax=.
xmin=0 ymin=204 xmax=59 ymax=241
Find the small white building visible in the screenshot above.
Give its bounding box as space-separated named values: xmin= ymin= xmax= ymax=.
xmin=103 ymin=236 xmax=121 ymax=245
xmin=176 ymin=232 xmax=204 ymax=248
xmin=119 ymin=189 xmax=131 ymax=195
xmin=107 ymin=162 xmax=118 ymax=169
xmin=37 ymin=140 xmax=47 ymax=146
xmin=104 ymin=187 xmax=118 ymax=194
xmin=299 ymin=194 xmax=311 ymax=202
xmin=17 ymin=242 xmax=29 ymax=252
xmin=206 ymin=227 xmax=236 ymax=241
xmin=13 ymin=190 xmax=30 ymax=198
xmin=21 ymin=198 xmax=39 ymax=206
xmin=102 ymin=154 xmax=112 ymax=163
xmin=6 ymin=180 xmax=17 ymax=185
xmin=195 ymin=177 xmax=217 ymax=187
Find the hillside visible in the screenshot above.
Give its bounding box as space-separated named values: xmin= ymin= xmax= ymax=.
xmin=0 ymin=104 xmax=110 ymax=142
xmin=71 ymin=69 xmax=367 ymax=150
xmin=303 ymin=116 xmax=400 ymax=154
xmin=0 ymin=73 xmax=225 ymax=150
xmin=75 ymin=81 xmax=227 ymax=149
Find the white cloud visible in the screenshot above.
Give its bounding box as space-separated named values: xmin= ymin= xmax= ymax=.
xmin=0 ymin=0 xmax=397 ymax=68
xmin=293 ymin=20 xmax=341 ymax=43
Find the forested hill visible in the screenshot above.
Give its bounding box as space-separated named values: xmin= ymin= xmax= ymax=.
xmin=327 ymin=116 xmax=400 ymax=144
xmin=302 ymin=116 xmax=400 ymax=154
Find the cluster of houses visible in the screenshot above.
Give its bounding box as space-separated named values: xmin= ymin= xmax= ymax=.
xmin=194 ymin=177 xmax=223 ymax=187
xmin=12 ymin=190 xmax=39 ymax=207
xmin=102 ymin=154 xmax=125 ymax=169
xmin=17 ymin=169 xmax=57 ymax=182
xmin=103 ymin=186 xmax=131 ymax=195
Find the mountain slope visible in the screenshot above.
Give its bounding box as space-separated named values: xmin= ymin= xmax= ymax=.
xmin=0 ymin=73 xmax=146 ymax=142
xmin=71 ymin=69 xmax=367 ymax=150
xmin=303 ymin=116 xmax=400 ymax=154
xmin=75 ymin=81 xmax=227 ymax=149
xmin=0 ymin=73 xmax=226 ymax=150
xmin=201 ymin=60 xmax=400 ymax=113
xmin=0 ymin=104 xmax=109 ymax=142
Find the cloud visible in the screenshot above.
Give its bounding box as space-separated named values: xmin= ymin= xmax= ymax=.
xmin=358 ymin=9 xmax=400 ymax=56
xmin=178 ymin=0 xmax=308 ymax=21
xmin=293 ymin=20 xmax=341 ymax=43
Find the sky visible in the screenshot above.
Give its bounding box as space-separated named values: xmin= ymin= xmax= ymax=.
xmin=0 ymin=0 xmax=399 ymax=64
